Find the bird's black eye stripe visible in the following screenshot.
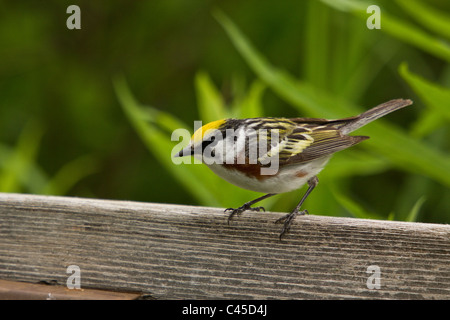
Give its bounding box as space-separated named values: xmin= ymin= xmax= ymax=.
xmin=202 ymin=135 xmax=217 ymax=150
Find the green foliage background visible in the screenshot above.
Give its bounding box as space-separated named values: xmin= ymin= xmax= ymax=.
xmin=1 ymin=0 xmax=449 ymax=223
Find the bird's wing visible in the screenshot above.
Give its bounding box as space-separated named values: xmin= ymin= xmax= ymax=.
xmin=278 ymin=128 xmax=368 ymax=165
xmin=251 ymin=118 xmax=367 ymax=166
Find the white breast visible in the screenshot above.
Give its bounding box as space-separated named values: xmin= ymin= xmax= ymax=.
xmin=206 ymin=156 xmax=330 ymax=194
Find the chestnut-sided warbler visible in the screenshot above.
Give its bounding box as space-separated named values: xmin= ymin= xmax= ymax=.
xmin=174 ymin=99 xmax=412 ymax=239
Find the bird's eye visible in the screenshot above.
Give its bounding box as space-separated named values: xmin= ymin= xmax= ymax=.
xmin=202 ymin=135 xmax=217 ymax=150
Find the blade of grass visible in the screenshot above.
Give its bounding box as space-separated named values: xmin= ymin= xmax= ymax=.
xmin=320 ymin=0 xmax=450 ymax=63
xmin=409 ymin=111 xmax=446 ymax=138
xmin=343 ymin=36 xmax=401 ymax=101
xmin=304 ymin=0 xmax=331 ymax=90
xmin=406 ymin=196 xmax=426 ymax=222
xmin=237 ymin=80 xmax=266 ymax=118
xmin=139 ymin=107 xmax=190 ymax=134
xmin=326 ymin=151 xmax=389 ymax=178
xmin=0 ymin=121 xmax=44 ymax=193
xmin=0 ymin=143 xmax=48 ymax=194
xmin=400 ymin=63 xmax=450 ymax=122
xmin=331 ymin=182 xmax=384 ymax=219
xmin=42 ymin=155 xmax=99 ymax=196
xmin=195 ymin=71 xmax=229 ymax=123
xmin=213 ymin=9 xmax=336 ymax=118
xmin=394 ymin=173 xmax=432 ymax=221
xmin=396 ymin=0 xmax=450 ymax=40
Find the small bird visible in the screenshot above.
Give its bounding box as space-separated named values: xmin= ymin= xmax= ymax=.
xmin=174 ymin=99 xmax=412 ymax=239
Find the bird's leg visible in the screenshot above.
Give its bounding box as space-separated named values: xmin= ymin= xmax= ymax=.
xmin=275 ymin=176 xmax=319 ymax=240
xmin=225 ymin=193 xmax=276 ymax=224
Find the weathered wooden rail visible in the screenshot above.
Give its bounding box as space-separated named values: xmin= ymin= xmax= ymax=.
xmin=0 ymin=192 xmax=449 ymax=299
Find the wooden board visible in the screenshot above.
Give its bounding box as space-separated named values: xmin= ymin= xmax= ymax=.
xmin=0 ymin=192 xmax=449 ymax=299
xmin=0 ymin=279 xmax=140 ymax=300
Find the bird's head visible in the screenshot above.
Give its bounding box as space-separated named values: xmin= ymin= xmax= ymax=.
xmin=174 ymin=119 xmax=227 ymax=161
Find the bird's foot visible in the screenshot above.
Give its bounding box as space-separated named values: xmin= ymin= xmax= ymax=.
xmin=275 ymin=209 xmax=308 ymax=240
xmin=225 ymin=205 xmax=265 ymax=225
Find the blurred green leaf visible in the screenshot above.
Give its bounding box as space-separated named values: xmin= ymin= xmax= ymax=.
xmin=195 ymin=71 xmax=229 ymax=123
xmin=400 ymin=63 xmax=450 ymax=122
xmin=237 ymin=80 xmax=266 ymax=118
xmin=213 ymin=9 xmax=336 ymax=118
xmin=406 ymin=196 xmax=426 ymax=222
xmin=305 ymin=1 xmax=331 ymax=90
xmin=0 ymin=138 xmax=97 ymax=196
xmin=0 ymin=143 xmax=48 ymax=194
xmin=0 ymin=121 xmax=43 ymax=193
xmin=140 ymin=106 xmax=189 ymax=134
xmin=387 ymin=211 xmax=395 ymax=221
xmin=409 ymin=111 xmax=446 ymax=138
xmin=330 ymin=182 xmax=383 ymax=219
xmin=326 ymin=151 xmax=389 ymax=178
xmin=396 ymin=0 xmax=450 ymax=40
xmin=43 ymin=155 xmax=99 ymax=196
xmin=320 ymin=0 xmax=450 ymax=63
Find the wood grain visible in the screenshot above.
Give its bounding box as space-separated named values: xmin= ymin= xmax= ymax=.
xmin=0 ymin=192 xmax=449 ymax=299
xmin=0 ymin=279 xmax=141 ymax=300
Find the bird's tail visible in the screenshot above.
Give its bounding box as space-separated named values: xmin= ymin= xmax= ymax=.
xmin=340 ymin=99 xmax=413 ymax=135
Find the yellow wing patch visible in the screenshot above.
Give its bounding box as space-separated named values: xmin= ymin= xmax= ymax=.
xmin=281 ymin=133 xmax=314 ymax=156
xmin=192 ymin=119 xmax=226 ymax=143
xmin=257 ymin=126 xmax=315 ymax=162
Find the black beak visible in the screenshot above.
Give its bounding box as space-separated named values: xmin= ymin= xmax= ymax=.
xmin=173 ymin=145 xmax=194 ymax=158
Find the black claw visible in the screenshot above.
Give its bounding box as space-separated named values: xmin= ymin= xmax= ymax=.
xmin=251 ymin=206 xmax=265 ymax=212
xmin=276 ymin=209 xmax=308 ymax=241
xmin=274 ymin=213 xmax=289 ymax=224
xmin=225 ymin=204 xmax=266 ymax=225
xmin=226 ymin=208 xmax=241 ymax=224
xmin=226 ymin=207 xmax=246 ymax=224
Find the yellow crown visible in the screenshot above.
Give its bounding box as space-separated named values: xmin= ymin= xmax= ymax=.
xmin=192 ymin=119 xmax=226 ymax=143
